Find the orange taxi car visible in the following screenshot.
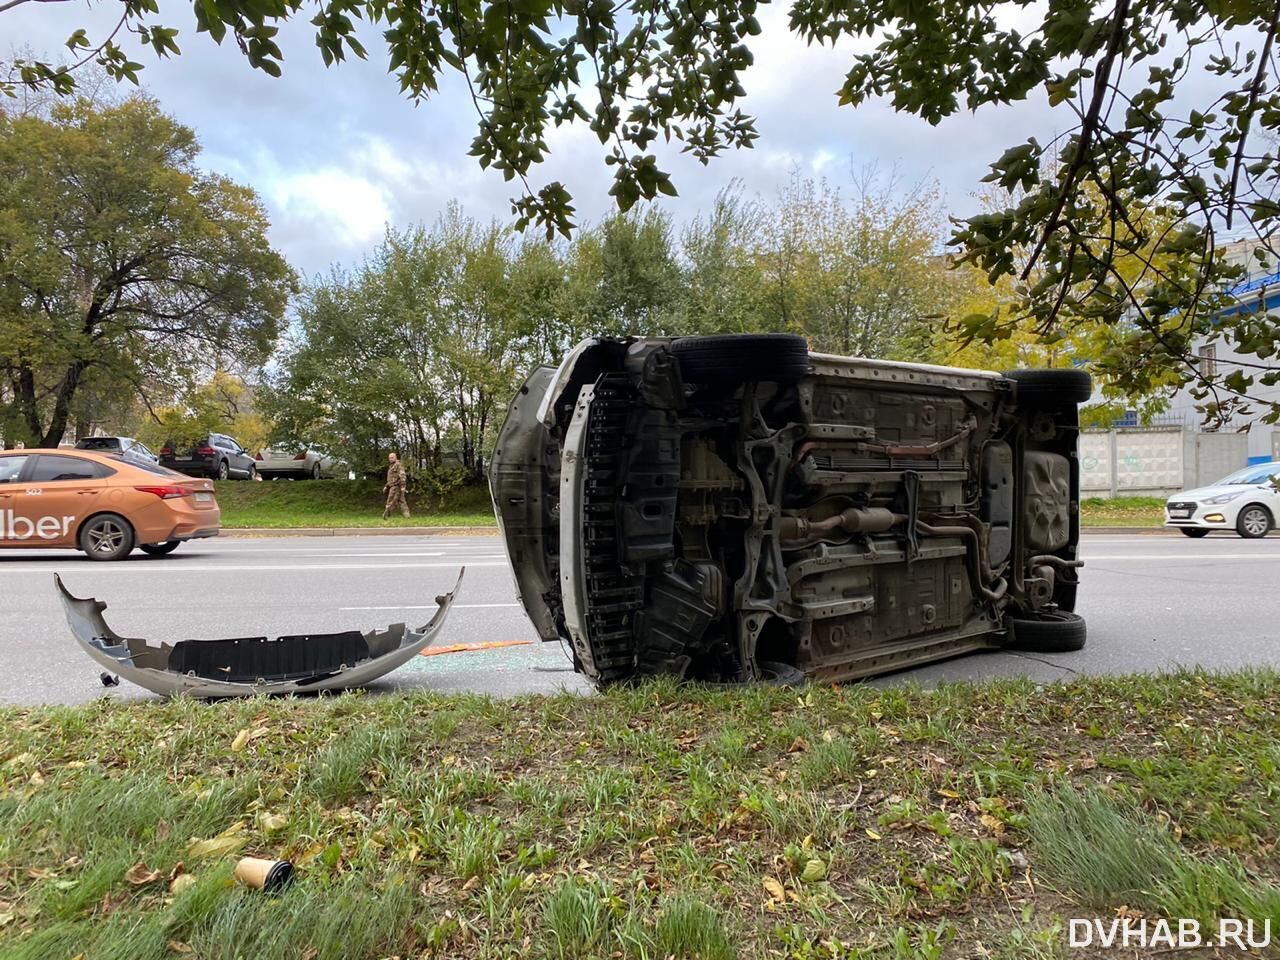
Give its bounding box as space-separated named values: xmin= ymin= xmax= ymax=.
xmin=0 ymin=449 xmax=220 ymax=560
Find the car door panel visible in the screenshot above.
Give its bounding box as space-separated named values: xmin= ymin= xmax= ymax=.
xmin=28 ymin=455 xmax=108 ymax=547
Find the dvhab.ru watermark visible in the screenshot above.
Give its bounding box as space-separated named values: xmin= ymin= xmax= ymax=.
xmin=1070 ymin=918 xmax=1272 ymax=950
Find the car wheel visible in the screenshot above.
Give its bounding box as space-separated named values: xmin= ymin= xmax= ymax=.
xmin=248 ymin=465 xmax=258 ymax=482
xmin=311 ymin=462 xmax=322 ymax=480
xmin=217 ymin=460 xmax=229 ymax=481
xmin=1006 ymin=610 xmax=1087 ymax=653
xmin=140 ymin=541 xmax=180 ymax=557
xmin=1179 ymin=528 xmax=1210 ymax=538
xmin=79 ymin=514 xmax=135 ymax=562
xmin=1002 ymin=368 xmax=1094 ymax=406
xmin=1236 ymin=504 xmax=1271 ymax=539
xmin=671 ymin=334 xmax=810 ymax=385
xmin=757 ymin=660 xmax=808 ymax=687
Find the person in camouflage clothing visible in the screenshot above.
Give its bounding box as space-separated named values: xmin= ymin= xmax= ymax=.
xmin=382 ymin=452 xmax=410 ymax=519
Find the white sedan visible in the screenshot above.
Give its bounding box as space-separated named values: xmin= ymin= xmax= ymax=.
xmin=1164 ymin=462 xmax=1280 ymax=538
xmin=254 ymin=447 xmax=341 ymax=480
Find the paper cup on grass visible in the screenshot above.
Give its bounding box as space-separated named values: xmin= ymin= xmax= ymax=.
xmin=234 ymin=856 xmax=294 ymax=893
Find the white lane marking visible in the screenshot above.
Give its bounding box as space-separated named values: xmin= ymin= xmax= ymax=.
xmin=1 ymin=561 xmax=507 ymax=574
xmin=339 ymin=603 xmax=522 ymax=611
xmin=317 ymin=552 xmax=447 ymax=558
xmin=1083 ymin=554 xmax=1280 ymax=560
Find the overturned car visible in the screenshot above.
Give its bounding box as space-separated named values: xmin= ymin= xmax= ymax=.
xmin=490 ymin=335 xmax=1089 ymax=687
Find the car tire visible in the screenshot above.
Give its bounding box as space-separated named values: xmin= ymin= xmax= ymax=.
xmin=1236 ymin=504 xmax=1271 ymax=539
xmin=1179 ymin=528 xmax=1210 ymax=538
xmin=671 ymin=334 xmax=810 ymax=385
xmin=1006 ymin=610 xmax=1087 ymax=653
xmin=217 ymin=460 xmax=229 ymax=481
xmin=311 ymin=463 xmax=322 ymax=480
xmin=757 ymin=660 xmax=808 ymax=687
xmin=79 ymin=514 xmax=135 ymax=562
xmin=247 ymin=465 xmax=258 ymax=482
xmin=140 ymin=541 xmax=180 ymax=557
xmin=1002 ymin=368 xmax=1093 ymax=406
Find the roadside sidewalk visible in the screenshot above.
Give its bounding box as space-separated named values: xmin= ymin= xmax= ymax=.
xmin=219 ymin=524 xmax=1174 ymax=538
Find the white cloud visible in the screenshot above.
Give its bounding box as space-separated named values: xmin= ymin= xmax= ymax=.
xmin=8 ymin=0 xmax=1070 ymax=272
xmin=270 ymin=168 xmax=391 ymax=245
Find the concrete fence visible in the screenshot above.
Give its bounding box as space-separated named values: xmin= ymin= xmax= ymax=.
xmin=1080 ymin=427 xmax=1248 ymax=498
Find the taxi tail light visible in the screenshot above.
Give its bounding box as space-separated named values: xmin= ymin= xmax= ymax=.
xmin=294 ymin=452 xmax=307 ymax=460
xmin=159 ymin=447 xmax=173 ymax=456
xmin=194 ymin=446 xmax=215 ymax=456
xmin=255 ymin=453 xmax=264 ymax=460
xmin=135 ymin=485 xmax=193 ymax=500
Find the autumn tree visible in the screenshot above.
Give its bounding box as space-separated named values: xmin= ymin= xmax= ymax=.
xmin=0 ymin=95 xmax=294 ymax=448
xmin=8 ymin=0 xmax=1277 ymax=417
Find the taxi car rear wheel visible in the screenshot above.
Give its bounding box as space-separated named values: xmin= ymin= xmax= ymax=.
xmin=79 ymin=514 xmax=135 ymax=562
xmin=1236 ymin=504 xmax=1271 ymax=539
xmin=140 ymin=541 xmax=180 ymax=557
xmin=1179 ymin=528 xmax=1210 ymax=538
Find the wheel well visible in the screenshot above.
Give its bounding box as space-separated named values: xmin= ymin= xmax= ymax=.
xmin=76 ymin=511 xmax=135 ymax=543
xmin=753 ymin=616 xmax=799 ymax=671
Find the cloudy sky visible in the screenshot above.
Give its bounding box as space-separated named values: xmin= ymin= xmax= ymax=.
xmin=11 ymin=2 xmax=1060 ymax=277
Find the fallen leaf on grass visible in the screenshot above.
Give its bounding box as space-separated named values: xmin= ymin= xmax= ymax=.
xmin=865 ymin=828 xmax=882 ymax=840
xmin=762 ymin=876 xmax=786 ymax=902
xmin=166 ymin=941 xmax=193 ymax=954
xmin=187 ymin=821 xmax=248 ymax=859
xmin=257 ymin=812 xmax=288 ymax=833
xmin=230 ymin=727 xmax=270 ymax=752
xmin=979 ymin=813 xmax=1005 ymax=835
xmin=125 ymin=862 xmax=161 ymax=886
xmin=169 ymin=875 xmax=197 ymax=896
xmin=801 ymin=859 xmax=827 ymax=883
xmin=787 ymin=737 xmax=810 ymax=754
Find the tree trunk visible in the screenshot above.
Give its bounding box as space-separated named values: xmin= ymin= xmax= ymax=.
xmin=41 ymin=360 xmax=89 ymax=448
xmin=16 ymin=366 xmax=41 ymax=444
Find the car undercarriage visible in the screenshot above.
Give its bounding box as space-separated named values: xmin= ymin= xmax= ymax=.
xmin=491 ymin=335 xmax=1090 ymax=687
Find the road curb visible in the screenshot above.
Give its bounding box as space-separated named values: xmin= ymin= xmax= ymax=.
xmin=219 ymin=525 xmax=498 ymax=538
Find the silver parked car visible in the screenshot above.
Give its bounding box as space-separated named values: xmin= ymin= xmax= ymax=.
xmin=255 ymin=447 xmax=339 ymax=480
xmin=491 ymin=334 xmax=1091 ymax=688
xmin=74 ymin=436 xmax=160 ymax=464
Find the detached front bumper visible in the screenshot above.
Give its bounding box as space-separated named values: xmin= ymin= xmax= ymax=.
xmin=56 ymin=569 xmax=464 ymax=698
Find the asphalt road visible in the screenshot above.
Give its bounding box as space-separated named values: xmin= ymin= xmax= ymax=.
xmin=1 ymin=532 xmax=1276 ymax=705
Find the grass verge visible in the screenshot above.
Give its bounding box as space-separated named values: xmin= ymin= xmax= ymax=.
xmin=2 ymin=670 xmax=1279 ymax=958
xmin=1080 ymin=496 xmax=1166 ymax=527
xmin=213 ymin=479 xmax=496 ymax=528
xmin=219 ymin=483 xmax=1160 ymax=531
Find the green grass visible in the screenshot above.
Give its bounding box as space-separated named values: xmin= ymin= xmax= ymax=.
xmin=212 ymin=478 xmax=496 ymax=528
xmin=1080 ymin=495 xmax=1166 ymax=527
xmin=215 ymin=478 xmax=1160 ymax=531
xmin=2 ymin=670 xmax=1279 ymax=958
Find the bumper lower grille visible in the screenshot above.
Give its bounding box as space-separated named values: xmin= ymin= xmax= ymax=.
xmin=578 ymin=375 xmax=645 ymax=681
